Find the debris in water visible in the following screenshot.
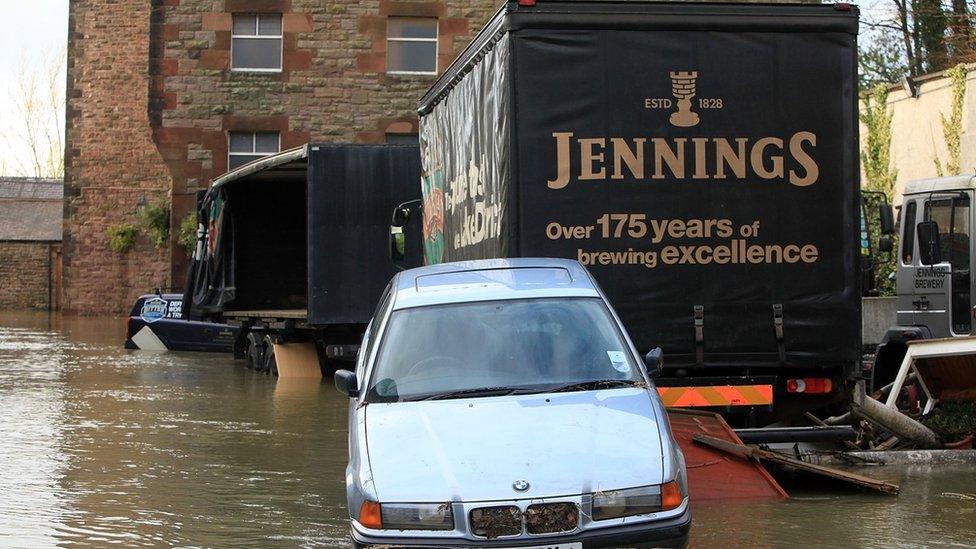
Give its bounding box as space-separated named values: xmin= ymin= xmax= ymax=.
xmin=693 ymin=434 xmax=900 ymax=495
xmin=921 ymin=402 xmax=976 ymax=443
xmin=668 ymin=409 xmax=788 ymax=500
xmin=941 ymin=492 xmax=976 ymax=501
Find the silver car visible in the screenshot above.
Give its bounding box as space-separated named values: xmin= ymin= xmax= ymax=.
xmin=334 ymin=258 xmax=690 ymax=548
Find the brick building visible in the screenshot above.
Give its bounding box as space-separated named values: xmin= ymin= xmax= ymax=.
xmin=0 ymin=178 xmax=63 ymax=311
xmin=64 ymin=0 xmax=498 ymax=314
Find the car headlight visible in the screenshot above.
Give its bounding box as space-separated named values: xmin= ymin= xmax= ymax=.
xmin=365 ymin=502 xmax=454 ymax=530
xmin=591 ymin=480 xmax=684 ymax=521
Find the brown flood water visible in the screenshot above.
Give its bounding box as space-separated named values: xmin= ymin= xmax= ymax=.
xmin=1 ymin=312 xmax=975 ymax=548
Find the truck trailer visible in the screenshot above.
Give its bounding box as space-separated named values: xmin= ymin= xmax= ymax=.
xmin=183 ymin=144 xmax=422 ymax=375
xmin=401 ymin=0 xmax=866 ymax=421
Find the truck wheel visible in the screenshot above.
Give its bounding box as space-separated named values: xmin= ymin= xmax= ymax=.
xmin=244 ymin=333 xmax=264 ymax=370
xmin=262 ymin=335 xmax=278 ymax=376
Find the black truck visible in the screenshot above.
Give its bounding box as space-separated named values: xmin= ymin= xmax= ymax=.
xmin=397 ymin=0 xmax=868 ymax=421
xmin=184 ymin=144 xmax=421 ymax=375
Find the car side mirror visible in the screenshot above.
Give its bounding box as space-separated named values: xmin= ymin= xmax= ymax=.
xmin=334 ymin=369 xmax=358 ymax=397
xmin=644 ymin=347 xmax=664 ymax=378
xmin=917 ymin=221 xmax=942 ymax=266
xmin=878 ymin=235 xmax=893 ymax=253
xmin=879 ymin=203 xmax=895 ymax=235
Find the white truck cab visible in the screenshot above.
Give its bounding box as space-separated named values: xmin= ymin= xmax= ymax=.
xmin=874 ymin=175 xmax=975 ymax=388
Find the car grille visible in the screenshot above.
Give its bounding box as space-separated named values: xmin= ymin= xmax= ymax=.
xmin=470 ymin=503 xmax=580 ymax=538
xmin=525 ymin=502 xmax=579 ymax=534
xmin=470 ymin=506 xmax=521 ymax=538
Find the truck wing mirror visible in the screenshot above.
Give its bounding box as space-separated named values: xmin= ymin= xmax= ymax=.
xmin=392 ymin=207 xmax=409 ymax=228
xmin=390 ymin=226 xmax=406 ymax=262
xmin=391 ymin=201 xmax=418 ymax=228
xmin=878 ymin=235 xmax=893 ymax=253
xmin=917 ymin=221 xmax=942 ymax=265
xmin=389 ymin=199 xmax=422 ymax=268
xmin=334 ymin=369 xmax=358 ymax=397
xmin=644 ymin=347 xmax=664 ymax=377
xmin=879 ymin=203 xmax=895 ymax=235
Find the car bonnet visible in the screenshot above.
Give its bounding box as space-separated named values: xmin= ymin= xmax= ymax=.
xmin=362 ymin=387 xmax=666 ymax=503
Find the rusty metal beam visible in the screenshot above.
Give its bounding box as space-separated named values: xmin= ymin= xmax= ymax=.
xmin=692 ymin=434 xmax=900 ymax=495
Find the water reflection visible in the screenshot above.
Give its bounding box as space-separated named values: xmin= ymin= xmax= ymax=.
xmin=0 ymin=312 xmax=349 ymax=547
xmin=0 ymin=312 xmax=975 ymax=547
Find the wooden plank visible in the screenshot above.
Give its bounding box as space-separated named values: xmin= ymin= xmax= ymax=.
xmin=693 ymin=434 xmax=900 ymax=495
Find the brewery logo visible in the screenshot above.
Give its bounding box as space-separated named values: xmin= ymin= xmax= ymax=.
xmin=545 ymin=70 xmax=818 ymax=190
xmin=140 ymin=297 xmax=168 ymax=324
xmin=644 ymin=71 xmax=723 ymax=126
xmin=669 ymin=71 xmax=700 ymax=127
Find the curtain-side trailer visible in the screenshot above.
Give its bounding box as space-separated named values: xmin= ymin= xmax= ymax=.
xmin=184 ymin=144 xmax=422 ymax=376
xmin=405 ymin=1 xmax=863 ymax=421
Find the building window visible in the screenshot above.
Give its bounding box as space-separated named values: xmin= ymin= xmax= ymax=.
xmin=387 ymin=18 xmax=438 ymax=75
xmin=231 ymin=14 xmax=283 ymax=72
xmin=385 ymin=133 xmax=418 ymax=145
xmin=229 ymin=131 xmax=280 ymax=169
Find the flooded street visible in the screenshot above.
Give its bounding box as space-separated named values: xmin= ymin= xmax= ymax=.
xmin=1 ymin=313 xmax=976 ymax=547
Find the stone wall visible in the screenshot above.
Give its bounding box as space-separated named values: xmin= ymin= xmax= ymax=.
xmin=150 ymin=0 xmax=498 ymax=281
xmin=65 ymin=0 xmax=498 ymax=313
xmin=64 ymin=0 xmax=175 ymax=314
xmin=0 ymin=242 xmax=59 ymax=311
xmin=859 ymin=65 xmax=976 ymax=204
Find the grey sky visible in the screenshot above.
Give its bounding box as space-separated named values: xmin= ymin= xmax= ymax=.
xmin=0 ymin=0 xmax=67 ymax=176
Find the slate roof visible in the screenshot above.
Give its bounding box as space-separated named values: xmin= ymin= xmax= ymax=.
xmin=0 ymin=177 xmax=63 ymax=200
xmin=0 ymin=178 xmax=63 ymax=242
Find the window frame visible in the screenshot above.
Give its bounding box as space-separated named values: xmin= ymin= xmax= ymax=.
xmin=230 ymin=13 xmax=284 ymax=73
xmin=901 ymin=200 xmax=916 ymax=265
xmin=385 ymin=17 xmax=439 ymax=76
xmin=227 ymin=131 xmax=281 ymax=170
xmin=923 ymin=196 xmax=970 ymax=266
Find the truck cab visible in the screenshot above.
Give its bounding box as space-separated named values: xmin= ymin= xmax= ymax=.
xmin=874 ymin=175 xmax=975 ymax=387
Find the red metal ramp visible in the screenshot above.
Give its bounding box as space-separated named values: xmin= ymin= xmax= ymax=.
xmin=667 ymin=409 xmax=787 ymax=500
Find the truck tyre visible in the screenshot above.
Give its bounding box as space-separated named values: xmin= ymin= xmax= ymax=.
xmin=262 ymin=335 xmax=278 ymax=376
xmin=245 ymin=332 xmax=264 ymax=370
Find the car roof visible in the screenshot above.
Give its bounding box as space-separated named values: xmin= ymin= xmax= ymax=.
xmin=390 ymin=258 xmax=601 ymax=310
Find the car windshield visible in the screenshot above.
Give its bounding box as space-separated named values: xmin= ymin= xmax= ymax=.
xmin=366 ymin=298 xmax=643 ymax=402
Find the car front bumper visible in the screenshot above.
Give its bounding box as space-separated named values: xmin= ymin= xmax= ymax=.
xmin=351 ymin=506 xmax=691 ymax=549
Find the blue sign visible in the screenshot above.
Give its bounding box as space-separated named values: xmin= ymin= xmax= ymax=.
xmin=140 ymin=297 xmax=168 ymax=323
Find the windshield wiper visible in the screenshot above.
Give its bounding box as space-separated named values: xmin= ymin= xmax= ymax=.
xmin=548 ymin=379 xmax=642 ymax=394
xmin=416 ymin=386 xmax=519 ymax=401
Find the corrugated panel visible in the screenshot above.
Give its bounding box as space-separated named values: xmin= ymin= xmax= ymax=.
xmin=668 ymin=409 xmax=787 ymax=500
